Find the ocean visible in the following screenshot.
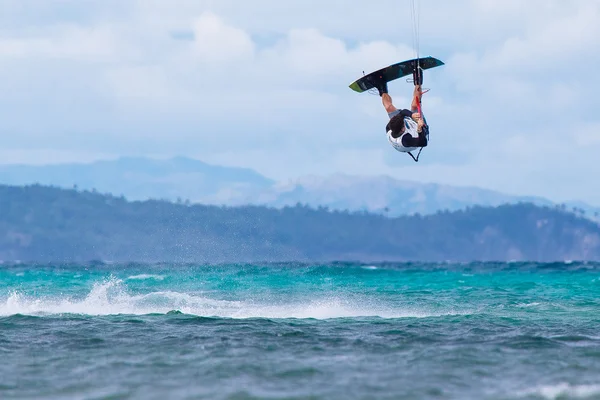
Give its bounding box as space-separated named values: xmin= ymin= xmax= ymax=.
xmin=2 ymin=262 xmax=600 ymax=400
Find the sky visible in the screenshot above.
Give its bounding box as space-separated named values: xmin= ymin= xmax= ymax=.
xmin=0 ymin=0 xmax=599 ymax=203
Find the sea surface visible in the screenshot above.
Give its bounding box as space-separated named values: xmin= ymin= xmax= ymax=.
xmin=2 ymin=262 xmax=600 ymax=400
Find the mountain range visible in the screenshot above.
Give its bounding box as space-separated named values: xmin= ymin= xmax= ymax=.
xmin=0 ymin=156 xmax=598 ymax=219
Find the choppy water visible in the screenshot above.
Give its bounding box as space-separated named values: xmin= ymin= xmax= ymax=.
xmin=2 ymin=262 xmax=600 ymax=399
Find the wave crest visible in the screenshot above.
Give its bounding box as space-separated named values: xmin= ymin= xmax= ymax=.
xmin=0 ymin=277 xmax=468 ymax=320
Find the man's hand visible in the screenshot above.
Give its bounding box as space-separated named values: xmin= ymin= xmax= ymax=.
xmin=411 ymin=112 xmax=421 ymax=121
xmin=417 ymin=118 xmax=425 ymax=132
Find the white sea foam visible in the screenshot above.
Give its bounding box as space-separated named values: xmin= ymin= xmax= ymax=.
xmin=515 ymin=302 xmax=541 ymax=308
xmin=126 ymin=274 xmax=166 ymax=281
xmin=0 ymin=277 xmax=238 ymax=317
xmin=518 ymin=383 xmax=600 ymax=399
xmin=0 ymin=277 xmax=470 ymax=320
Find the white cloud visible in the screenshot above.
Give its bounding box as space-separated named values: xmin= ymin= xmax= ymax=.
xmin=0 ymin=0 xmax=599 ymax=203
xmin=0 ymin=25 xmax=118 ymax=61
xmin=189 ymin=12 xmax=255 ymax=65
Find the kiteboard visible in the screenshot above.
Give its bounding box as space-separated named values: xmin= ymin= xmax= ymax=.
xmin=349 ymin=56 xmax=444 ymax=93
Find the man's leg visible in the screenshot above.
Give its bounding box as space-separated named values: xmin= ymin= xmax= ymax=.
xmin=382 ymin=93 xmax=397 ymax=115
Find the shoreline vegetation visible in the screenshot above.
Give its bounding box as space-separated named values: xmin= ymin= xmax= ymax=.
xmin=1 ymin=184 xmax=599 ymax=263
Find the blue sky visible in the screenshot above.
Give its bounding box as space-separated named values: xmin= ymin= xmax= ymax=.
xmin=0 ymin=0 xmax=599 ymax=203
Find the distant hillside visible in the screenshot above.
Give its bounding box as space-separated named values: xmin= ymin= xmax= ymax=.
xmin=0 ymin=156 xmax=274 ymax=204
xmin=253 ymin=174 xmax=555 ymax=216
xmin=1 ymin=157 xmax=598 ymax=219
xmin=1 ymin=184 xmax=599 ymax=263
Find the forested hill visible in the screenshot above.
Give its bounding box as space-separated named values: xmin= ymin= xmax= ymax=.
xmin=1 ymin=184 xmax=599 ymax=263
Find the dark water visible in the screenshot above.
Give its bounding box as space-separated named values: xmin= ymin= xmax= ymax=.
xmin=2 ymin=262 xmax=600 ymax=399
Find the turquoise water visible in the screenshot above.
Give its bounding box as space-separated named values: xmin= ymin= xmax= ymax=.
xmin=2 ymin=262 xmax=600 ymax=399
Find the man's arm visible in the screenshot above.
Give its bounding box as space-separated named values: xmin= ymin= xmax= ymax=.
xmin=417 ymin=118 xmax=425 ymax=133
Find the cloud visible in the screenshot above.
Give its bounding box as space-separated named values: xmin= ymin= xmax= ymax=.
xmin=0 ymin=25 xmax=118 ymax=61
xmin=189 ymin=12 xmax=255 ymax=65
xmin=0 ymin=1 xmax=599 ymax=203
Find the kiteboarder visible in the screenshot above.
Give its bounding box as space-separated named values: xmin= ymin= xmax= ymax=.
xmin=373 ymin=69 xmax=428 ymax=156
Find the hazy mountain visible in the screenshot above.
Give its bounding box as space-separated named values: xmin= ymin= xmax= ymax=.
xmin=1 ymin=184 xmax=599 ymax=263
xmin=255 ymin=175 xmax=600 ymax=221
xmin=0 ymin=156 xmax=274 ymax=204
xmin=253 ymin=174 xmax=556 ymax=216
xmin=0 ymin=157 xmax=597 ymax=219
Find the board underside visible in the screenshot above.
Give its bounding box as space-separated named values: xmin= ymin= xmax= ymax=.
xmin=349 ymin=57 xmax=444 ymax=93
